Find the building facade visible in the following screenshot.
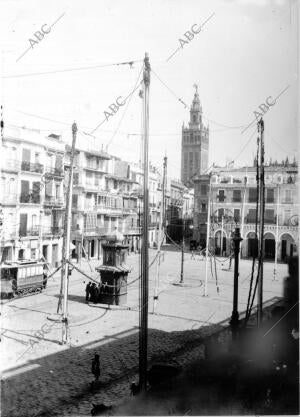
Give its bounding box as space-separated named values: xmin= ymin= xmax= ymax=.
xmin=181 ymin=86 xmax=209 ymax=186
xmin=69 ymin=150 xmax=141 ymax=260
xmin=0 ymin=127 xmax=65 ymax=266
xmin=193 ymin=163 xmax=298 ymax=261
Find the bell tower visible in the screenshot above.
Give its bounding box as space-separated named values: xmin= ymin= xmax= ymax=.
xmin=189 ymin=84 xmax=202 ymax=129
xmin=181 ymin=85 xmax=209 ymax=185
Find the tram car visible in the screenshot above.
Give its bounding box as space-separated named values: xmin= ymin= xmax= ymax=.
xmin=0 ymin=260 xmax=47 ymax=299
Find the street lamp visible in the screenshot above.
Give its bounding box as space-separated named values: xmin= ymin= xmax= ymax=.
xmin=230 ymin=227 xmax=243 ymax=333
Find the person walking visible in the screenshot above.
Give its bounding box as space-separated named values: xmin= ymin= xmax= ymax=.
xmin=85 ymin=282 xmax=91 ymax=303
xmin=91 ymin=353 xmax=100 ymax=383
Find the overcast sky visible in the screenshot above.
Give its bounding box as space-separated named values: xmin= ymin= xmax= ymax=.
xmin=1 ymin=0 xmax=298 ymax=178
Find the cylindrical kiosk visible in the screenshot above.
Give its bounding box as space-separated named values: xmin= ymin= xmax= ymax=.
xmin=95 ymin=229 xmax=129 ymax=306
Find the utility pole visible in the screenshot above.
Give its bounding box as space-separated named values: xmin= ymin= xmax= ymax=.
xmin=153 ymin=155 xmax=167 ymax=314
xmin=239 ymin=175 xmax=247 ymax=263
xmin=139 ymin=53 xmax=150 ymax=391
xmin=257 ymin=118 xmax=265 ymax=326
xmin=220 ymin=215 xmax=224 ymax=256
xmin=204 ymin=176 xmax=211 ymax=297
xmin=162 ymin=155 xmax=167 ymax=228
xmin=230 ymin=227 xmax=243 ymax=333
xmin=59 ymin=122 xmax=77 ymax=344
xmin=273 ymin=184 xmax=280 ymax=280
xmin=179 ymin=214 xmax=185 ymax=284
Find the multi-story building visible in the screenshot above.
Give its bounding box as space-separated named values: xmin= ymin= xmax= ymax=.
xmin=69 ymin=150 xmax=140 ymax=260
xmin=1 ymin=127 xmax=65 ymax=266
xmin=131 ymin=161 xmax=161 ymax=248
xmin=193 ymin=162 xmax=298 ymax=260
xmin=165 ymin=178 xmax=194 ymax=243
xmin=181 ymin=85 xmax=209 ymax=186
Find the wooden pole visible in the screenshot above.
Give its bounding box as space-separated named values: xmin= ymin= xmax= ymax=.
xmin=139 ymin=53 xmax=150 ymax=391
xmin=273 ymin=184 xmax=280 ymax=280
xmin=153 ymin=155 xmax=166 ymax=313
xmin=257 ymin=118 xmax=265 ymax=327
xmin=204 ymin=176 xmax=211 ymax=296
xmin=60 ymin=122 xmax=77 ymax=344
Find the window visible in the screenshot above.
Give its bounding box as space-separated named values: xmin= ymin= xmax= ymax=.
xmin=265 ymin=209 xmax=275 ymax=224
xmin=35 ymin=153 xmax=40 ymax=164
xmin=86 ymin=172 xmax=93 ymax=186
xmin=195 ymin=153 xmax=199 ymax=169
xmin=248 ymin=188 xmax=258 ymax=203
xmin=284 ymin=210 xmax=291 ymax=224
xmin=55 ymin=184 xmax=60 ymax=199
xmin=189 ymin=152 xmax=193 ymax=170
xmin=32 ymin=214 xmax=37 ymax=227
xmin=218 ymin=208 xmax=224 ymax=222
xmin=73 ymin=172 xmax=79 ymax=185
xmin=232 ymin=189 xmax=241 ymax=202
xmin=19 ymin=213 xmax=28 ymax=236
xmin=285 ymin=189 xmax=292 ymax=203
xmin=72 ymin=194 xmax=78 ymax=208
xmin=247 ymin=209 xmax=257 ymax=223
xmin=198 ymin=184 xmax=206 ymax=196
xmin=32 ymin=182 xmax=40 ymax=203
xmin=20 ymin=180 xmax=30 ymax=203
xmin=201 ymin=203 xmax=207 ymax=212
xmin=184 ymin=152 xmax=188 ymax=170
xmin=217 ymin=190 xmax=225 ymax=202
xmin=31 ymin=248 xmax=36 ymax=259
xmin=193 ymin=115 xmax=196 ymax=123
xmin=233 ymin=209 xmax=240 ymax=222
xmin=266 ymin=188 xmax=274 ymax=203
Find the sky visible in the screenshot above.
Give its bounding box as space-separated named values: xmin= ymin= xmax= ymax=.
xmin=1 ymin=0 xmax=298 ymax=179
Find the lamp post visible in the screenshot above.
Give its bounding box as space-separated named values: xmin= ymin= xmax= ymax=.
xmin=230 ymin=227 xmax=243 ymax=330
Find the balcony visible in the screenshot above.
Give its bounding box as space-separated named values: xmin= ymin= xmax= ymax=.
xmin=42 ymin=226 xmax=63 ymax=236
xmin=21 ymin=161 xmax=44 ymax=174
xmin=19 ymin=226 xmax=40 ymax=237
xmin=44 ymin=196 xmax=64 ymax=206
xmin=45 ymin=166 xmax=64 ymax=177
xmin=71 ymin=226 xmax=107 ymax=237
xmin=20 ymin=194 xmax=41 ymax=204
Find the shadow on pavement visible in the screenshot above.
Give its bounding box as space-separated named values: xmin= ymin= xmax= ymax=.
xmin=1 ymin=292 xmax=299 ymax=417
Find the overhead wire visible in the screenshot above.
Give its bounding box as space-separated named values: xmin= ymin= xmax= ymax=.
xmin=105 ymin=63 xmax=144 ymax=150
xmin=3 ymin=59 xmax=143 ymax=79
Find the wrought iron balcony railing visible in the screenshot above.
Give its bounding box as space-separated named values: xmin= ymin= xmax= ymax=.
xmin=45 ymin=166 xmax=64 ymax=176
xmin=20 ymin=194 xmax=41 ymax=204
xmin=44 ymin=196 xmax=64 ymax=206
xmin=21 ymin=161 xmax=44 ymax=173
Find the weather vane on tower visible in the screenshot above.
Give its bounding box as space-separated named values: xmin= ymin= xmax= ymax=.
xmin=193 ymin=83 xmax=198 ymax=94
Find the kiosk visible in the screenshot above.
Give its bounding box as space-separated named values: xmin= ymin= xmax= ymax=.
xmin=95 ymin=230 xmax=129 ymax=305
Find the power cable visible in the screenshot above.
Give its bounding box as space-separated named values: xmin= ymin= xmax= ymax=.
xmin=3 ymin=59 xmax=142 ymax=79
xmin=89 ymin=79 xmax=143 ymax=135
xmin=105 ymin=63 xmax=144 ymax=150
xmin=151 ymin=68 xmax=188 ymax=109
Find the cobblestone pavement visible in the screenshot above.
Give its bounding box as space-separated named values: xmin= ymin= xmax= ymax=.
xmin=2 ymin=298 xmax=280 ymax=417
xmin=1 ymin=250 xmax=288 ymax=416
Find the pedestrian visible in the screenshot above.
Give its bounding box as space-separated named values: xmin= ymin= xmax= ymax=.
xmin=191 ymin=250 xmax=195 ymax=260
xmin=85 ymin=281 xmax=91 ymax=303
xmin=90 ymin=283 xmax=97 ymax=303
xmin=91 ymin=353 xmax=100 ymax=382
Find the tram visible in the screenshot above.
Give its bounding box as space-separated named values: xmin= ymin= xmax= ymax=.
xmin=0 ymin=260 xmax=47 ymax=299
